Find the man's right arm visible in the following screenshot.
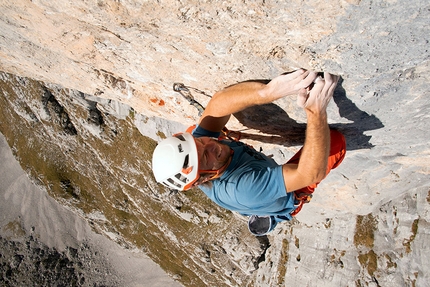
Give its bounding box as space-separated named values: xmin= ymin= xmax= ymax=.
xmin=282 ymin=73 xmax=340 ymax=193
xmin=198 ymin=70 xmax=318 ymax=133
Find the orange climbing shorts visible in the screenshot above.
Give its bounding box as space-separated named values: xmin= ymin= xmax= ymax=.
xmin=287 ymin=129 xmax=346 ymax=195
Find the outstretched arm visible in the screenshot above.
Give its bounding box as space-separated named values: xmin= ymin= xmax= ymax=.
xmin=282 ymin=73 xmax=340 ymax=192
xmin=198 ymin=69 xmax=318 ymax=132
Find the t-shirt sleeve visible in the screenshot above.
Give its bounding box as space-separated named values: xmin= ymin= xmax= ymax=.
xmin=191 ymin=125 xmax=221 ymax=139
xmin=233 ymin=165 xmax=288 ymax=207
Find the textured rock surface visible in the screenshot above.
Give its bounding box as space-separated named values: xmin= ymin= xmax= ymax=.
xmin=1 ymin=0 xmax=430 ymax=286
xmin=0 ymin=131 xmax=182 ymax=287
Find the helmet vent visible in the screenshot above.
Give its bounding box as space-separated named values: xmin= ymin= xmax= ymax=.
xmin=166 ymin=178 xmax=181 ymax=188
xmin=183 ymin=155 xmax=189 ymax=168
xmin=174 ymin=173 xmax=188 ymax=183
xmin=175 ymin=134 xmax=186 ymax=141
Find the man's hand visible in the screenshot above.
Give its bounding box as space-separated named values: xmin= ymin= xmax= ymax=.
xmin=297 ymin=72 xmax=340 ymax=114
xmin=261 ymin=69 xmax=318 ymax=100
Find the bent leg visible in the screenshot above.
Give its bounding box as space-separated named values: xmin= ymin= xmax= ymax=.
xmin=288 ymin=129 xmax=346 ymax=194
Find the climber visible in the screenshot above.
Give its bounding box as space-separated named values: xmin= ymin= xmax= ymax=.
xmin=152 ymin=69 xmax=346 ymax=235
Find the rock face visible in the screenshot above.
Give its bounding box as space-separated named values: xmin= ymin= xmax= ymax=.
xmin=0 ymin=0 xmax=429 ymax=286
xmin=0 ymin=234 xmax=120 ymax=286
xmin=0 ymin=131 xmax=181 ymax=287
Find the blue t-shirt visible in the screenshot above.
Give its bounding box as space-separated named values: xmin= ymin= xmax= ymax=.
xmin=192 ymin=126 xmax=296 ymax=220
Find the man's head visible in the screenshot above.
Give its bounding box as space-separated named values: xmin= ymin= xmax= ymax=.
xmin=152 ymin=133 xmax=232 ymax=191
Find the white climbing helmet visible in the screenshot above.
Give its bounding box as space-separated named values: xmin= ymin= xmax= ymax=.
xmin=152 ymin=132 xmax=199 ymax=191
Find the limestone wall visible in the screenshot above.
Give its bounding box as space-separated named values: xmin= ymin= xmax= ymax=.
xmin=1 ymin=0 xmax=429 ymax=286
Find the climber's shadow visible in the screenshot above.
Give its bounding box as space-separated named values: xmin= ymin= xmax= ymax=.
xmin=233 ymin=78 xmax=384 ymax=150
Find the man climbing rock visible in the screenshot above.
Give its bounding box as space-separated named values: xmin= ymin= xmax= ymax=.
xmin=152 ymin=70 xmax=346 ymax=235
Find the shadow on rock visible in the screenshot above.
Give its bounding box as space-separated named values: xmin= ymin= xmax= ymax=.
xmin=331 ymin=78 xmax=384 ymax=150
xmin=233 ymin=78 xmax=384 ymax=150
xmin=234 ymin=103 xmax=306 ymax=147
